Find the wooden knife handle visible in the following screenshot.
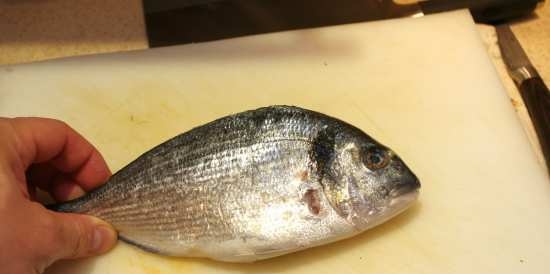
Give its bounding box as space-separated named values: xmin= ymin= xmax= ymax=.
xmin=519 ymin=76 xmax=550 ymax=173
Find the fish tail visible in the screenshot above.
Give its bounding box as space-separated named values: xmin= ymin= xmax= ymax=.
xmin=45 ymin=203 xmax=60 ymax=211
xmin=44 ymin=198 xmax=87 ymax=213
xmin=45 ymin=177 xmax=111 ymax=213
xmin=119 ymin=235 xmax=163 ymax=254
xmin=44 ymin=201 xmax=73 ymax=212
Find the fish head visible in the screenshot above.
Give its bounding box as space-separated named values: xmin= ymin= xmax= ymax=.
xmin=323 ymin=131 xmax=420 ymax=230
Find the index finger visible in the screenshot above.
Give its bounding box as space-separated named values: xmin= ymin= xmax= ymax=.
xmin=9 ymin=117 xmax=111 ymax=191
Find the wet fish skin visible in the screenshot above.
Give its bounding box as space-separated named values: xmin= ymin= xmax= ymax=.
xmin=49 ymin=105 xmax=420 ymax=262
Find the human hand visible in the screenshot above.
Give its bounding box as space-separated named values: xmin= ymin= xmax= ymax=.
xmin=0 ymin=117 xmax=117 ymax=274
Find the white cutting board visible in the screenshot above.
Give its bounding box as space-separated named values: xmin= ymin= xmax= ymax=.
xmin=1 ymin=10 xmax=549 ymax=274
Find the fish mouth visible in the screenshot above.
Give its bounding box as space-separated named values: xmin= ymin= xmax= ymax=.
xmin=389 ymin=178 xmax=421 ymax=198
xmin=381 ymin=187 xmax=419 ymax=225
xmin=357 ymin=186 xmax=419 ymax=230
xmin=388 ymin=177 xmax=420 ymax=212
xmin=389 ymin=188 xmax=419 ymax=208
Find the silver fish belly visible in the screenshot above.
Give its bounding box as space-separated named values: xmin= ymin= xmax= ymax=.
xmin=50 ymin=105 xmax=420 ymax=262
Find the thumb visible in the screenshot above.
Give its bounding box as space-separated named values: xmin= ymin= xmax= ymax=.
xmin=46 ymin=212 xmax=118 ymax=260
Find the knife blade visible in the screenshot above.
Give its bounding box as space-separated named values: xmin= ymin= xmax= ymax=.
xmin=143 ymin=0 xmax=544 ymax=47
xmin=496 ymin=24 xmax=550 ymax=174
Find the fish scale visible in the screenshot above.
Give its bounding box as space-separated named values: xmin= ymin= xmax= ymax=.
xmin=49 ymin=105 xmax=420 ymax=262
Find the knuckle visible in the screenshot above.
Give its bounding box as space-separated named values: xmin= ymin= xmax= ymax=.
xmin=40 ymin=213 xmax=64 ymax=244
xmin=69 ymin=220 xmax=86 ymax=257
xmin=44 ymin=213 xmax=91 ymax=258
xmin=29 ymin=212 xmax=69 ymax=259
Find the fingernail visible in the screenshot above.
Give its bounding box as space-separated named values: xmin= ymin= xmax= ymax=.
xmin=92 ymin=225 xmax=115 ymax=252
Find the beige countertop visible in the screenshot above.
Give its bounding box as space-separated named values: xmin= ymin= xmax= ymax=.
xmin=0 ymin=1 xmax=548 ymax=167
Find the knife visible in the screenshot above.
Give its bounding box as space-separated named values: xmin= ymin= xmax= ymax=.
xmin=143 ymin=0 xmax=544 ymax=47
xmin=496 ymin=24 xmax=550 ymax=173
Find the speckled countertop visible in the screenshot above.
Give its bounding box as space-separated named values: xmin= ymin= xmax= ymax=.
xmin=0 ymin=1 xmax=548 ymax=166
xmin=0 ymin=0 xmax=147 ymax=63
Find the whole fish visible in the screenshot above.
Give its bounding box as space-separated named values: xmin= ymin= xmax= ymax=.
xmin=49 ymin=105 xmax=420 ymax=262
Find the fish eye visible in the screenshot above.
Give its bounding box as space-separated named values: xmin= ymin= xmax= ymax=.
xmin=364 ymin=147 xmax=389 ymax=170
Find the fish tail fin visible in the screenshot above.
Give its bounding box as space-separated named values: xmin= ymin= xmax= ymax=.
xmin=45 ymin=203 xmax=60 ymax=211
xmin=44 ymin=201 xmax=73 ymax=212
xmin=119 ymin=235 xmax=163 ymax=254
xmin=44 ymin=180 xmax=108 ymax=213
xmin=44 ymin=198 xmax=86 ymax=213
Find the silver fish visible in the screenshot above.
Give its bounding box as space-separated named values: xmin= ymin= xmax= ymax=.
xmin=50 ymin=105 xmax=420 ymax=262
